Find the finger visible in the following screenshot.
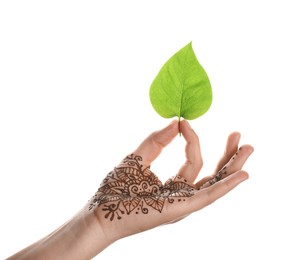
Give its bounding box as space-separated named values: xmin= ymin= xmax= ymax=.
xmin=221 ymin=144 xmax=254 ymax=177
xmin=192 ymin=170 xmax=249 ymax=212
xmin=133 ymin=120 xmax=179 ymax=166
xmin=177 ymin=120 xmax=203 ymax=183
xmin=214 ymin=132 xmax=241 ymax=174
xmin=163 ymin=170 xmax=249 ymax=222
xmin=196 ymin=144 xmax=253 ymax=189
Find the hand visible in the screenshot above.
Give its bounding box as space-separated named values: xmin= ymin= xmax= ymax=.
xmin=7 ymin=120 xmax=253 ymax=260
xmin=89 ymin=120 xmax=254 ymax=240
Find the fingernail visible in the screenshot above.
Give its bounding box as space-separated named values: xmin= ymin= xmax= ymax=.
xmin=240 ymin=171 xmax=249 ymax=181
xmin=170 ymin=119 xmax=178 ymax=124
xmin=235 ymin=132 xmax=241 ymax=144
xmin=167 ymin=120 xmax=177 ymax=129
xmin=181 ymin=119 xmax=191 ymax=129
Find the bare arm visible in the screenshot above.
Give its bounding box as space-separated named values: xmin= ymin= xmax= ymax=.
xmin=7 ymin=120 xmax=253 ymax=259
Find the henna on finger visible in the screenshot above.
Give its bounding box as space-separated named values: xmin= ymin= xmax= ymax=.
xmin=197 ymin=147 xmax=243 ymax=190
xmin=89 ymin=154 xmax=197 ymax=221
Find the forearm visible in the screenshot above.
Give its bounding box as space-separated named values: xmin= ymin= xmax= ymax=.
xmin=7 ymin=207 xmax=113 ymax=260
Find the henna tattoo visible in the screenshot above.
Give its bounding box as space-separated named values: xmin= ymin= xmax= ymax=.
xmin=89 ymin=148 xmax=242 ymax=220
xmin=89 ymin=154 xmax=196 ymax=220
xmin=198 ymin=147 xmax=242 ymax=189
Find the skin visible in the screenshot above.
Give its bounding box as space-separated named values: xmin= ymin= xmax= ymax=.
xmin=7 ymin=120 xmax=253 ymax=260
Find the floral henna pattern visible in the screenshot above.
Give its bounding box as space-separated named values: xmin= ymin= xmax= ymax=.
xmin=89 ymin=154 xmax=196 ymax=221
xmin=89 ymin=149 xmax=241 ymax=221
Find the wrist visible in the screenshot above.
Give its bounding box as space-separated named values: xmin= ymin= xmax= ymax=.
xmin=57 ymin=206 xmax=114 ymax=259
xmin=7 ymin=206 xmax=114 ymax=260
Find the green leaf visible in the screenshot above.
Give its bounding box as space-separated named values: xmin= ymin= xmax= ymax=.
xmin=149 ymin=42 xmax=212 ymax=121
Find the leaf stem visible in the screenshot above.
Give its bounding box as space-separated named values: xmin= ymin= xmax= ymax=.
xmin=178 ymin=116 xmax=181 ymax=136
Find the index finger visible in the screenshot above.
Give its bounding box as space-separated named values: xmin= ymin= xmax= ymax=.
xmin=133 ymin=120 xmax=179 ymax=166
xmin=177 ymin=120 xmax=203 ymax=183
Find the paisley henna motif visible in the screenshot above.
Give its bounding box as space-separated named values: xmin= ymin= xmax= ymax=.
xmin=89 ymin=151 xmax=239 ymax=221
xmin=89 ymin=154 xmax=196 ymax=220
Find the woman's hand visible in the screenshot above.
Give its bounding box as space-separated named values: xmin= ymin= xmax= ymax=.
xmin=7 ymin=120 xmax=253 ymax=260
xmin=89 ymin=120 xmax=254 ymax=240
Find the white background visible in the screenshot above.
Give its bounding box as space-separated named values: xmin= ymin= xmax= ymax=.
xmin=0 ymin=0 xmax=284 ymax=259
